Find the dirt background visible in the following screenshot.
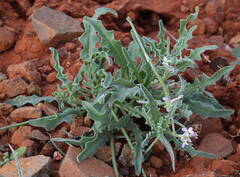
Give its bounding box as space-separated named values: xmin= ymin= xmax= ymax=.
xmin=1 ymin=0 xmax=240 ymax=177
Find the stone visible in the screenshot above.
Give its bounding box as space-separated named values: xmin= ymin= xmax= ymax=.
xmin=0 ymin=72 xmax=7 ymax=82
xmin=210 ymin=160 xmax=239 ymax=175
xmin=20 ymin=139 xmax=36 ymax=156
xmin=198 ymin=133 xmax=233 ymax=159
xmin=189 ymin=133 xmax=234 ymax=172
xmin=0 ymin=27 xmax=15 ymax=53
xmin=31 ymin=6 xmax=83 ymax=46
xmin=189 ymin=18 xmax=206 ymax=36
xmin=7 ymin=60 xmax=41 ymax=83
xmin=0 ymin=103 xmax=14 ymax=116
xmin=135 ymin=0 xmax=181 ymax=18
xmin=46 ymin=71 xmax=57 ymax=83
xmin=0 ymin=155 xmax=51 ymax=177
xmin=149 ymin=155 xmax=163 ymax=168
xmin=27 ymin=82 xmax=42 ymax=96
xmin=10 ymin=106 xmax=42 ymax=122
xmin=28 ymin=129 xmax=49 ymax=141
xmin=119 ymin=144 xmax=133 ymax=167
xmin=15 ymin=0 xmax=31 ymax=13
xmin=11 ymin=126 xmax=32 ymax=146
xmin=96 ymin=146 xmax=112 ymax=163
xmin=70 ymin=126 xmax=91 ymax=137
xmin=0 ymin=121 xmax=8 ymax=136
xmin=59 ymin=146 xmax=115 ymax=177
xmin=229 ymin=33 xmax=240 ymax=45
xmin=145 ymin=167 xmax=158 ymax=177
xmin=186 ymin=171 xmax=217 ymax=177
xmin=65 ymin=42 xmax=77 ymax=51
xmin=37 ymin=103 xmax=58 ymax=116
xmin=203 ymin=17 xmax=218 ymax=35
xmin=0 ymin=76 xmax=28 ymax=98
xmin=152 ymin=140 xmax=165 ymax=154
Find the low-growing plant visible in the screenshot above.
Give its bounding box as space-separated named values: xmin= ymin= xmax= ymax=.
xmin=0 ymin=7 xmax=235 ymax=176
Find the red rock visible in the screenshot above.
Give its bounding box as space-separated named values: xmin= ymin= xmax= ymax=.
xmin=46 ymin=71 xmax=57 ymax=83
xmin=135 ymin=0 xmax=182 ymax=18
xmin=0 ymin=155 xmax=51 ymax=177
xmin=203 ymin=17 xmax=218 ymax=35
xmin=145 ymin=167 xmax=158 ymax=177
xmin=96 ymin=146 xmax=112 ymax=163
xmin=149 ymin=155 xmax=163 ymax=169
xmin=119 ymin=144 xmax=133 ymax=167
xmin=70 ymin=126 xmax=91 ymax=137
xmin=11 ymin=126 xmax=32 ymax=146
xmin=15 ymin=0 xmax=31 ymax=13
xmin=37 ymin=102 xmax=58 ymax=116
xmin=65 ymin=42 xmax=77 ymax=51
xmin=20 ymin=139 xmax=36 ymax=155
xmin=31 ymin=6 xmax=83 ymax=47
xmin=7 ymin=60 xmax=42 ymax=83
xmin=27 ymin=82 xmax=42 ymax=96
xmin=28 ymin=129 xmax=49 ymax=141
xmin=189 ymin=18 xmax=206 ymax=36
xmin=189 ymin=133 xmax=233 ymax=172
xmin=10 ymin=106 xmax=42 ymax=122
xmin=0 ymin=27 xmax=15 ymax=53
xmin=0 ymin=120 xmax=7 ymax=136
xmin=0 ymin=76 xmax=28 ymax=98
xmin=59 ymin=146 xmax=115 ymax=177
xmin=0 ymin=103 xmax=14 ymax=116
xmin=184 ymin=171 xmax=217 ymax=177
xmin=211 ymin=160 xmax=239 ymax=175
xmin=198 ymin=133 xmax=233 ymax=159
xmin=152 ymin=140 xmax=165 ymax=154
xmin=0 ymin=72 xmax=7 ymax=82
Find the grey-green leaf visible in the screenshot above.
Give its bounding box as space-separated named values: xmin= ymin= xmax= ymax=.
xmin=5 ymin=95 xmax=55 ymax=107
xmin=184 ymin=92 xmax=234 ymax=118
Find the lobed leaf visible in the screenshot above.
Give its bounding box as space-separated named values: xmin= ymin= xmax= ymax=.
xmin=184 ymin=92 xmax=234 ymax=118
xmin=5 ymin=95 xmax=55 ymax=107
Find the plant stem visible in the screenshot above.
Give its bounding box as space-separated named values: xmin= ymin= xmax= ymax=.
xmin=111 ymin=109 xmax=147 ymax=177
xmin=110 ymin=138 xmax=119 ymax=177
xmin=111 ymin=109 xmax=134 ymax=150
xmin=145 ymin=136 xmax=159 ymax=154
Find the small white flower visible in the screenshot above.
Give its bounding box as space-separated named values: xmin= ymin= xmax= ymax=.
xmin=162 ymin=56 xmax=171 ymax=66
xmin=162 ymin=96 xmax=169 ymax=101
xmin=179 ymin=127 xmax=198 ymax=148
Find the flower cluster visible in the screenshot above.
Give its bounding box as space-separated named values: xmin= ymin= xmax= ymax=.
xmin=179 ymin=127 xmax=198 ymax=148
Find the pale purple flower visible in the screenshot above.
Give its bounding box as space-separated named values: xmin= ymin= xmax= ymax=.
xmin=179 ymin=127 xmax=198 ymax=148
xmin=162 ymin=96 xmax=169 ymax=101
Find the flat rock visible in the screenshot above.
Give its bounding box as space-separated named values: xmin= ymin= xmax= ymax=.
xmin=10 ymin=106 xmax=42 ymax=122
xmin=59 ymin=146 xmax=115 ymax=177
xmin=7 ymin=60 xmax=41 ymax=83
xmin=0 ymin=27 xmax=15 ymax=53
xmin=0 ymin=76 xmax=28 ymax=98
xmin=11 ymin=126 xmax=32 ymax=146
xmin=0 ymin=155 xmax=51 ymax=177
xmin=199 ymin=133 xmax=233 ymax=159
xmin=189 ymin=133 xmax=234 ymax=172
xmin=31 ymin=6 xmax=82 ymax=46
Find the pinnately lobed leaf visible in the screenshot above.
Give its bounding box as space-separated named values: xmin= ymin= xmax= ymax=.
xmin=5 ymin=95 xmax=55 ymax=107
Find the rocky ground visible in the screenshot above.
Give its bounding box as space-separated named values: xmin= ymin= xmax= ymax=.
xmin=0 ymin=0 xmax=240 ymax=177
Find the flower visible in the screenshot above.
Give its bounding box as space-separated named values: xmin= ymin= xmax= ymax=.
xmin=179 ymin=127 xmax=198 ymax=148
xmin=162 ymin=96 xmax=169 ymax=101
xmin=162 ymin=56 xmax=171 ymax=66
